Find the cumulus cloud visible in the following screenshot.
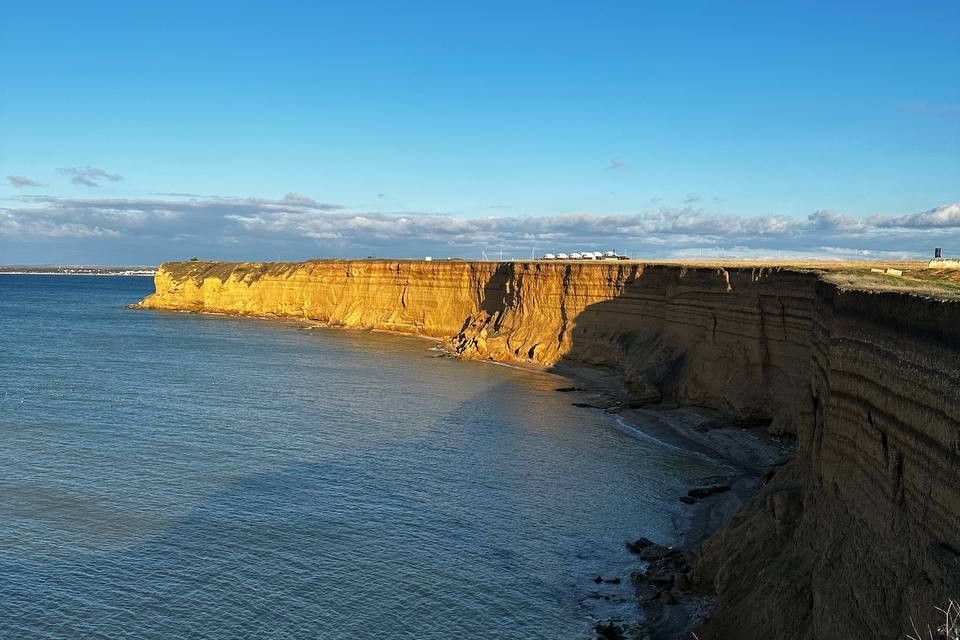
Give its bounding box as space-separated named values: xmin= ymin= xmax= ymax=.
xmin=58 ymin=166 xmax=123 ymax=187
xmin=2 ymin=193 xmax=958 ymax=263
xmin=282 ymin=192 xmax=343 ymax=209
xmin=6 ymin=175 xmax=43 ymax=188
xmin=870 ymin=203 xmax=960 ymax=228
xmin=0 ymin=194 xmax=350 ymax=244
xmin=808 ymin=209 xmax=866 ymax=232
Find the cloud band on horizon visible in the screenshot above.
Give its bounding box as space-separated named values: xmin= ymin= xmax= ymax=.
xmin=1 ymin=193 xmax=958 ymax=263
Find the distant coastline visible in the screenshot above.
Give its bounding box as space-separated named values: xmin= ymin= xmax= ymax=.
xmin=0 ymin=266 xmax=157 ymax=276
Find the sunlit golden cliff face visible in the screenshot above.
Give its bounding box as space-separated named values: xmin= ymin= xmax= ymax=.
xmin=138 ymin=260 xmax=816 ymax=431
xmin=138 ymin=259 xmax=960 ymax=640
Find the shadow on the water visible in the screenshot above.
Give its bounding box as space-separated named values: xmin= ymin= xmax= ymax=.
xmin=0 ymin=375 xmax=696 ymax=640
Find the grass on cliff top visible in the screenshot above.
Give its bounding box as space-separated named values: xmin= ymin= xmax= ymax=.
xmin=819 ymin=266 xmax=960 ymax=300
xmin=164 ymin=260 xmax=311 ymax=286
xmin=698 ymin=260 xmax=960 ymax=299
xmin=631 ymin=259 xmax=960 ymax=299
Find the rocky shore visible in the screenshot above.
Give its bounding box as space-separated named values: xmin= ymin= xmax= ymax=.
xmin=547 ymin=365 xmax=792 ymax=639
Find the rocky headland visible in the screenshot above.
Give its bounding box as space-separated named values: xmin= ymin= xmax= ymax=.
xmin=135 ymin=259 xmax=960 ymax=639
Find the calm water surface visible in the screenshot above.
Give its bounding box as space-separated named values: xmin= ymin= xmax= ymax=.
xmin=0 ymin=275 xmax=725 ymax=639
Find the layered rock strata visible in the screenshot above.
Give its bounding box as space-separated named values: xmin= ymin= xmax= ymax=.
xmin=137 ymin=259 xmax=960 ymax=639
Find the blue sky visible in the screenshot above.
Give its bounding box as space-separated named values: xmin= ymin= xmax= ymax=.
xmin=1 ymin=1 xmax=958 ymax=264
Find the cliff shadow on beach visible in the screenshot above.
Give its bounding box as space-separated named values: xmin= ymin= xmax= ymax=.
xmin=537 ymin=265 xmax=819 ymax=639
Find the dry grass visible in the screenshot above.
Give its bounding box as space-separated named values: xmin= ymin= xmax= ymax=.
xmin=647 ymin=259 xmax=960 ymax=298
xmin=567 ymin=259 xmax=960 ymax=299
xmin=820 ymin=270 xmax=960 ymax=300
xmin=908 ymin=600 xmax=960 ymax=640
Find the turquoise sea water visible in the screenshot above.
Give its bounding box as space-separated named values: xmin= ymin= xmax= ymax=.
xmin=0 ymin=275 xmax=725 ymax=639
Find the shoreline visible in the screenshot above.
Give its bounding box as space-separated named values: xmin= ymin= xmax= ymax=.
xmin=541 ymin=361 xmax=792 ymax=639
xmin=1 ymin=272 xmax=157 ymax=276
xmin=437 ymin=349 xmax=789 ymax=638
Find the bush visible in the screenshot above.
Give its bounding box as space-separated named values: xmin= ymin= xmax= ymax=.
xmin=909 ymin=600 xmax=960 ymax=640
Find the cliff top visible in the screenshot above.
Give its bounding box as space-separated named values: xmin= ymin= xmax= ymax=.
xmin=158 ymin=258 xmax=960 ymax=301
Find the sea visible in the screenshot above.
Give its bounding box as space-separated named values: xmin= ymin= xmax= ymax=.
xmin=0 ymin=275 xmax=727 ymax=639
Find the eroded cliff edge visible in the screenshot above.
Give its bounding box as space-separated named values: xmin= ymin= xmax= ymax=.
xmin=136 ymin=259 xmax=960 ymax=639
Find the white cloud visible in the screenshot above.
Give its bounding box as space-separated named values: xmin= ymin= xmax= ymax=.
xmin=870 ymin=203 xmax=960 ymax=228
xmin=808 ymin=209 xmax=867 ymax=232
xmin=2 ymin=193 xmax=958 ymax=263
xmin=6 ymin=176 xmax=43 ymax=188
xmin=57 ymin=166 xmax=123 ymax=187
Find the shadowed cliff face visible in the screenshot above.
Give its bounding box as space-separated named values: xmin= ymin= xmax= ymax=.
xmin=695 ymin=285 xmax=960 ymax=639
xmin=137 ymin=259 xmax=960 ymax=639
xmin=453 ymin=264 xmax=818 ymax=433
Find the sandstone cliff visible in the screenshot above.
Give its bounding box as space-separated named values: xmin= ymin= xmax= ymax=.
xmin=137 ymin=259 xmax=960 ymax=639
xmin=138 ymin=260 xmax=816 ymax=432
xmin=696 ymin=284 xmax=960 ymax=639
